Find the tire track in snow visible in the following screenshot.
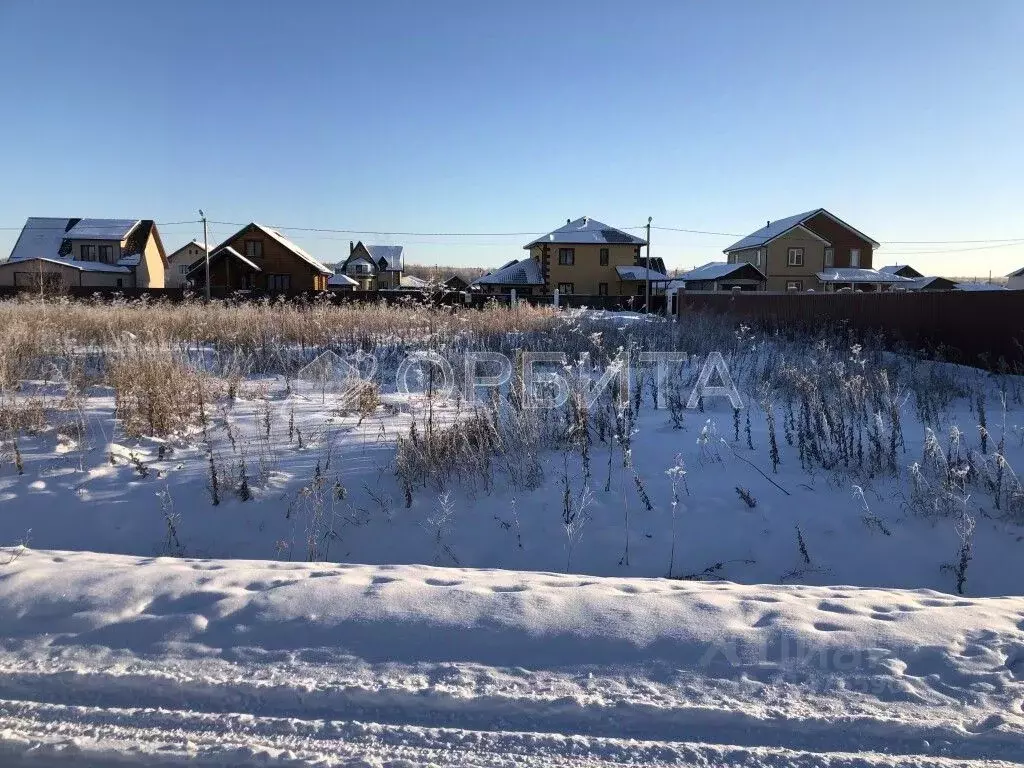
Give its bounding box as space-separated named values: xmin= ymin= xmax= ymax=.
xmin=0 ymin=698 xmax=1015 ymax=768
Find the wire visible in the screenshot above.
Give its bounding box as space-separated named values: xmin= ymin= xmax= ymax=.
xmin=207 ymin=221 xmax=649 ymax=237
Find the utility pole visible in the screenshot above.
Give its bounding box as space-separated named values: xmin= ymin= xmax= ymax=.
xmin=200 ymin=209 xmax=210 ymax=301
xmin=645 ymin=216 xmax=653 ymax=313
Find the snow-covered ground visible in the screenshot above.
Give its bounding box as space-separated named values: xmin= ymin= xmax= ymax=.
xmin=0 ymin=549 xmax=1021 ymax=766
xmin=2 ymin=309 xmax=1024 ymax=764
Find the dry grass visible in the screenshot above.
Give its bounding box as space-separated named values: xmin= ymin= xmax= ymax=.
xmin=0 ymin=296 xmax=560 ymax=359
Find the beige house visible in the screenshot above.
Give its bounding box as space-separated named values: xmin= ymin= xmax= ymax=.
xmin=166 ymin=238 xmax=209 ymax=289
xmin=0 ymin=217 xmax=167 ymax=290
xmin=521 ymin=217 xmax=657 ymax=296
xmin=724 ymin=209 xmax=883 ymax=292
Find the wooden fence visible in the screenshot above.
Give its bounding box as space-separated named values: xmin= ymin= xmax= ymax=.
xmin=676 ymin=290 xmax=1024 ymax=369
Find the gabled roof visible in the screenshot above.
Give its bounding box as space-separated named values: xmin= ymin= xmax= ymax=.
xmin=676 ymin=262 xmax=767 ymax=282
xmin=186 ymin=245 xmax=262 ymax=275
xmin=168 ymin=238 xmax=208 ymax=261
xmin=364 ymin=244 xmax=404 ymax=271
xmin=524 ymin=217 xmax=646 ymax=249
xmin=1006 ymin=266 xmax=1024 ymax=278
xmin=471 ymin=258 xmax=545 ymax=286
xmin=902 ymin=276 xmax=957 ymax=291
xmin=615 ymin=265 xmax=670 ymax=281
xmin=121 ymin=220 xmax=167 ymax=267
xmin=64 ymin=219 xmax=139 ymax=241
xmin=7 ymin=217 xmax=79 ymax=261
xmin=879 ymin=264 xmax=923 ymax=278
xmin=724 ymin=212 xmax=829 ymax=252
xmin=213 ymin=223 xmax=332 ymax=275
xmin=724 ymin=208 xmax=880 ymax=253
xmin=816 ymin=268 xmax=913 ymax=284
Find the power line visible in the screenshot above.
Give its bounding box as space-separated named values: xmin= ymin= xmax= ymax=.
xmin=208 ymin=220 xmax=649 ymax=237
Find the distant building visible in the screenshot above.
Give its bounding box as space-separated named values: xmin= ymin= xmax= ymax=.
xmin=338 ymin=242 xmax=404 ymax=290
xmin=166 ymin=238 xmax=208 ymax=288
xmin=1007 ymin=266 xmax=1024 ymax=291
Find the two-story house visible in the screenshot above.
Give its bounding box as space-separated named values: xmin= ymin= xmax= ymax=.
xmin=0 ymin=217 xmax=167 ymax=289
xmin=187 ymin=222 xmax=332 ymax=292
xmin=337 ymin=241 xmax=405 ymax=290
xmin=723 ymin=209 xmax=886 ymax=292
xmin=166 ymin=238 xmax=209 ymax=289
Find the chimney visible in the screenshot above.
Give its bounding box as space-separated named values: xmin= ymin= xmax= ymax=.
xmin=349 ymin=240 xmax=354 ymax=255
xmin=767 ymin=220 xmax=771 ymax=228
xmin=566 ymin=218 xmax=570 ymax=225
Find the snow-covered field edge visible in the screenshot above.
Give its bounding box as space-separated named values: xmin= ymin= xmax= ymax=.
xmin=0 ymin=550 xmax=1021 ymax=766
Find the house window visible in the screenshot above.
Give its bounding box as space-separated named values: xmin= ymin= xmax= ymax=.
xmin=850 ymin=248 xmax=861 ymax=267
xmin=179 ymin=265 xmax=188 ymax=274
xmin=558 ymin=248 xmax=575 ymax=265
xmin=80 ymin=244 xmax=97 ymax=261
xmin=756 ymin=249 xmax=763 ymax=267
xmin=599 ymin=248 xmax=609 ymax=266
xmin=115 ymin=278 xmax=124 ymax=288
xmin=557 ymin=282 xmax=574 ymax=294
xmin=267 ymin=274 xmax=291 ymax=291
xmin=786 ymin=280 xmax=803 ymax=291
xmin=598 ymin=282 xmax=608 ymax=296
xmin=244 ymin=240 xmax=263 ymax=259
xmin=98 ymin=245 xmax=113 ymax=263
xmin=824 ymin=248 xmax=834 ymax=267
xmin=787 ymin=247 xmax=804 ymax=266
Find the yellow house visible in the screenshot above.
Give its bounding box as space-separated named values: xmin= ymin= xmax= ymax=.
xmin=0 ymin=217 xmax=167 ymax=290
xmin=522 ymin=217 xmax=658 ymax=296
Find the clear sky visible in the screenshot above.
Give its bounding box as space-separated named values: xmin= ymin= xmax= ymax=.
xmin=1 ymin=0 xmax=1022 ymax=276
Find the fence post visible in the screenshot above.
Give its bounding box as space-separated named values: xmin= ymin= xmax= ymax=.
xmin=510 ymin=288 xmax=517 ymax=305
xmin=553 ymin=288 xmax=560 ymax=308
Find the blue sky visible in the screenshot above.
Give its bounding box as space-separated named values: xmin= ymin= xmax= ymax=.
xmin=1 ymin=0 xmax=1022 ymax=276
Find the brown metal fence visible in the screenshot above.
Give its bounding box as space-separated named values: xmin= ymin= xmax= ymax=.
xmin=676 ymin=290 xmax=1024 ymax=368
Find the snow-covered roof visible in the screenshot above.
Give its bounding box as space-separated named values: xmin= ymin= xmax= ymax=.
xmin=524 ymin=217 xmax=646 ymax=249
xmin=471 ymin=258 xmax=545 ymax=286
xmin=0 ymin=256 xmax=130 ymax=274
xmin=400 ymin=274 xmax=428 ymax=288
xmin=676 ymin=262 xmax=765 ymax=282
xmin=365 ymin=245 xmax=404 ymax=271
xmin=879 ymin=265 xmax=907 ymax=274
xmin=7 ymin=217 xmax=77 ymax=261
xmin=186 ymin=245 xmax=262 ymax=275
xmin=816 ymin=268 xmax=913 ymax=284
xmin=64 ymin=219 xmax=139 ymax=241
xmin=956 ymin=281 xmax=1007 ymax=291
xmin=1006 ymin=266 xmax=1024 ymax=278
xmin=117 ymin=254 xmax=141 ymax=267
xmin=901 ymin=277 xmax=947 ymax=291
xmin=328 ymin=273 xmax=359 ymax=287
xmin=252 ymin=224 xmax=332 ymax=275
xmin=615 ymin=265 xmax=670 ymax=281
xmin=724 ymin=209 xmax=880 ymax=252
xmin=724 ymin=211 xmax=822 ymax=252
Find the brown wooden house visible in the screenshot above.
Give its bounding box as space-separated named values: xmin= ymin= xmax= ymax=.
xmin=188 ymin=222 xmax=332 ymax=292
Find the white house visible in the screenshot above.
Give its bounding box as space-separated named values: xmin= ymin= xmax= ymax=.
xmin=1007 ymin=266 xmax=1024 ymax=291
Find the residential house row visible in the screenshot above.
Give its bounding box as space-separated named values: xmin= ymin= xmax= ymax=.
xmin=2 ymin=210 xmax=1019 ymax=295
